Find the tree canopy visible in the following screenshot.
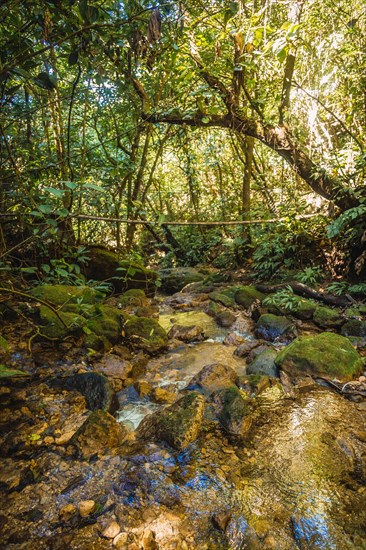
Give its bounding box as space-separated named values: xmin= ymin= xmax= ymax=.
xmin=0 ymin=0 xmax=365 ymax=276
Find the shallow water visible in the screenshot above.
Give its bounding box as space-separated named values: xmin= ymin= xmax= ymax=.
xmin=115 ymin=305 xmax=366 ymax=548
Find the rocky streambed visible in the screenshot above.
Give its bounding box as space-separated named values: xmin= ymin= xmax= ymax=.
xmin=1 ymin=275 xmax=366 ymax=549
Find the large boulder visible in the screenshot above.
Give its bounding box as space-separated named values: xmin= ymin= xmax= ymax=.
xmin=84 ymin=246 xmax=157 ymax=296
xmin=122 ymin=314 xmax=168 ymax=354
xmin=234 ymin=286 xmax=265 ymax=309
xmin=213 ymin=386 xmax=252 ymax=438
xmin=275 ymin=332 xmax=363 ymax=382
xmin=137 ymin=392 xmax=205 ymax=450
xmin=255 ymin=314 xmax=296 ymax=342
xmin=159 ymin=267 xmax=205 ymax=294
xmin=69 ymin=410 xmax=127 ymax=458
xmin=187 ymin=363 xmax=239 ymax=395
xmin=313 ymin=306 xmax=344 ymax=329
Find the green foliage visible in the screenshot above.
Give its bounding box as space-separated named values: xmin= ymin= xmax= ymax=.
xmin=295 ymin=266 xmax=323 ymax=287
xmin=327 ymin=206 xmax=366 ymax=239
xmin=262 ymin=286 xmax=303 ymax=311
xmin=326 ymin=281 xmax=349 ymax=296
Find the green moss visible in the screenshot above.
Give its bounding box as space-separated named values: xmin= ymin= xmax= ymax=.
xmin=208 ymin=291 xmax=235 ymax=308
xmin=85 ymin=305 xmax=122 ymax=350
xmin=138 ymin=391 xmax=205 ymax=450
xmin=275 ymin=332 xmax=363 ymax=381
xmin=122 ymin=314 xmax=168 ymax=354
xmin=234 ymin=286 xmax=265 ymax=308
xmin=313 ymin=305 xmax=344 ymax=328
xmin=30 ymin=284 xmax=103 ymax=308
xmin=39 ymin=306 xmax=86 ymax=339
xmin=123 ymin=289 xmax=146 ymax=297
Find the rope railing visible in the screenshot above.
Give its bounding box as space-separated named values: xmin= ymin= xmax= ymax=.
xmin=0 ymin=212 xmax=322 ymax=226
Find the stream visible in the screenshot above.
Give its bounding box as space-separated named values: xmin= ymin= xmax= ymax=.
xmin=112 ymin=299 xmax=366 ymax=549
xmin=1 ymin=292 xmax=366 ymax=549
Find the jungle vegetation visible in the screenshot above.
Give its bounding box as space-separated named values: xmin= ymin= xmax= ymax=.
xmin=0 ymin=0 xmax=365 ymax=285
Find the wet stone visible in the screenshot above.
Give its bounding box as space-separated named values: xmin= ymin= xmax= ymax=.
xmin=167 ymin=324 xmax=205 ymax=342
xmin=187 ymin=363 xmax=239 ymax=395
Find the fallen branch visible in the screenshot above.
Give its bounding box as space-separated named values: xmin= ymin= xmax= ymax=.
xmin=255 ymin=281 xmax=352 ymax=308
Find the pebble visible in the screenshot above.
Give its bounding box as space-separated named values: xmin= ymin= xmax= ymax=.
xmin=59 ymin=504 xmax=76 ymax=522
xmin=113 ymin=532 xmax=129 ymax=548
xmin=78 ymin=500 xmax=96 ymax=517
xmin=141 ymin=529 xmax=158 ymax=549
xmin=102 ymin=520 xmax=121 ymax=539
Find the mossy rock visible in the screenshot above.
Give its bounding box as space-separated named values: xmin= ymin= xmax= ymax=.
xmin=275 ymin=332 xmax=363 ymax=381
xmin=137 ymin=392 xmax=205 ymax=450
xmin=84 ymin=247 xmax=157 ymax=296
xmin=70 ymin=410 xmax=128 ymax=458
xmin=159 ymin=267 xmax=206 ymax=294
xmin=118 ymin=289 xmax=148 ymax=308
xmin=30 ymin=284 xmax=103 ymax=310
xmin=213 ymin=386 xmax=252 ymax=438
xmin=85 ymin=306 xmax=122 ymax=351
xmin=313 ymin=306 xmax=344 ymax=328
xmin=206 ymin=301 xmax=223 ymax=318
xmin=0 ymin=364 xmax=30 ymax=378
xmin=215 ymin=310 xmax=236 ymax=328
xmin=255 ymin=314 xmax=295 ymax=342
xmin=122 ymin=314 xmax=168 ymax=354
xmin=208 ymin=291 xmax=235 ymax=308
xmin=246 ymin=349 xmax=279 ymax=378
xmin=234 ymin=286 xmax=265 ymax=309
xmin=345 ymin=306 xmax=366 ymax=318
xmin=39 ymin=306 xmax=86 ymax=339
xmin=341 ymin=319 xmax=366 ymax=338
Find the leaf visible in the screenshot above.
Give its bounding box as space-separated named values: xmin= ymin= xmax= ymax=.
xmin=44 ymin=187 xmax=65 ymax=198
xmin=327 ymin=206 xmax=366 ymax=238
xmin=38 ymin=204 xmax=53 ymax=214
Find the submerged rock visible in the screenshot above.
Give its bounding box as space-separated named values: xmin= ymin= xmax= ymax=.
xmin=234 ymin=286 xmax=265 ymax=309
xmin=214 ymin=386 xmax=252 ymax=438
xmin=313 ymin=305 xmax=344 ymax=328
xmin=255 ymin=314 xmax=296 ymax=342
xmin=246 ymin=349 xmax=279 ymax=378
xmin=70 ymin=410 xmax=127 ymax=458
xmin=167 ymin=324 xmax=205 ymax=342
xmin=137 ymin=392 xmax=205 ymax=450
xmin=275 ymin=332 xmax=363 ymax=381
xmin=187 ymin=363 xmax=239 ymax=394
